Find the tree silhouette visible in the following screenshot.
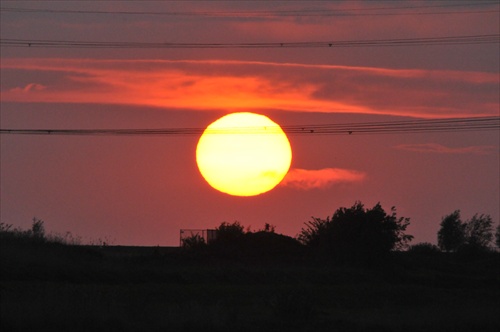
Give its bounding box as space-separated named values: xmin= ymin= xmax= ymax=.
xmin=208 ymin=221 xmax=245 ymax=257
xmin=210 ymin=221 xmax=303 ymax=259
xmin=298 ymin=201 xmax=413 ymax=259
xmin=408 ymin=242 xmax=441 ymax=254
xmin=438 ymin=211 xmax=494 ymax=252
xmin=496 ymin=224 xmax=500 ymax=249
xmin=213 ymin=221 xmax=245 ymax=243
xmin=297 ymin=217 xmax=329 ymax=249
xmin=463 ymin=213 xmax=493 ymax=250
xmin=437 ymin=210 xmax=465 ymax=252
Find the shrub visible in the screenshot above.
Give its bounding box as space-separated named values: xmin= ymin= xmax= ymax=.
xmin=298 ymin=201 xmax=413 ymax=260
xmin=496 ymin=224 xmax=500 ymax=249
xmin=464 ymin=213 xmax=493 ymax=249
xmin=181 ymin=234 xmax=206 ymax=250
xmin=437 ymin=211 xmax=494 ymax=252
xmin=408 ymin=242 xmax=441 ymax=255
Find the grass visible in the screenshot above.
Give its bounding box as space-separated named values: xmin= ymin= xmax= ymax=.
xmin=3 ymin=279 xmax=499 ymax=331
xmin=1 ymin=233 xmax=499 ymax=331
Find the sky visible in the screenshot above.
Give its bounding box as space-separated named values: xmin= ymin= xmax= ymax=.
xmin=1 ymin=1 xmax=499 ymax=246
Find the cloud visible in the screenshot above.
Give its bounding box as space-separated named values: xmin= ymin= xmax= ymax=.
xmin=9 ymin=83 xmax=47 ymax=93
xmin=280 ymin=168 xmax=366 ymax=190
xmin=1 ymin=58 xmax=498 ymax=118
xmin=394 ymin=143 xmax=496 ymax=155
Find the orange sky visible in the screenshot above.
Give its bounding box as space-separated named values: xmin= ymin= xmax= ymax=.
xmin=3 ymin=58 xmax=498 ymax=118
xmin=1 ymin=1 xmax=499 ymax=246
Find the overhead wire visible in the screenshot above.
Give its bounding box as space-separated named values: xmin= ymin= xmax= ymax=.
xmin=1 ymin=5 xmax=497 ymax=137
xmin=1 ymin=116 xmax=498 ymax=137
xmin=1 ymin=2 xmax=498 ymax=17
xmin=1 ymin=34 xmax=498 ymax=49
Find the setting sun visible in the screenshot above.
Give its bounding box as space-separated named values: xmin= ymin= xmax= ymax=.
xmin=196 ymin=112 xmax=292 ymax=196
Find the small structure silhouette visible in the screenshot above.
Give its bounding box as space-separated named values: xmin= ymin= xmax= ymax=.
xmin=179 ymin=229 xmax=217 ymax=246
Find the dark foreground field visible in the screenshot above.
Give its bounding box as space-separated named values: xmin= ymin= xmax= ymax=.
xmin=1 ymin=239 xmax=499 ymax=332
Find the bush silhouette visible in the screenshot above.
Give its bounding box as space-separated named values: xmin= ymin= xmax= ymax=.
xmin=496 ymin=224 xmax=500 ymax=249
xmin=298 ymin=201 xmax=413 ymax=260
xmin=208 ymin=221 xmax=246 ymax=258
xmin=438 ymin=211 xmax=494 ymax=252
xmin=208 ymin=221 xmax=303 ymax=260
xmin=437 ymin=211 xmax=465 ymax=252
xmin=408 ymin=242 xmax=441 ymax=255
xmin=241 ymin=231 xmax=303 ymax=260
xmin=181 ymin=234 xmax=206 ymax=250
xmin=464 ymin=213 xmax=493 ymax=249
xmin=31 ymin=218 xmax=46 ymax=240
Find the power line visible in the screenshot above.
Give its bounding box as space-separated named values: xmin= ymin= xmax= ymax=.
xmin=1 ymin=116 xmax=498 ymax=137
xmin=1 ymin=2 xmax=498 ymax=17
xmin=1 ymin=8 xmax=497 ymax=17
xmin=283 ymin=117 xmax=500 ymax=135
xmin=1 ymin=34 xmax=498 ymax=49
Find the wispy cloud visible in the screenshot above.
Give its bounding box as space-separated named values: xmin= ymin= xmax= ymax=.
xmin=280 ymin=168 xmax=366 ymax=190
xmin=395 ymin=143 xmax=497 ymax=155
xmin=9 ymin=83 xmax=47 ymax=93
xmin=1 ymin=58 xmax=498 ymax=118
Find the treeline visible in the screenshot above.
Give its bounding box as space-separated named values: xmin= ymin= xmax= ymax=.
xmin=181 ymin=201 xmax=500 ymax=262
xmin=436 ymin=210 xmax=498 ymax=252
xmin=2 ymin=201 xmax=499 ymax=263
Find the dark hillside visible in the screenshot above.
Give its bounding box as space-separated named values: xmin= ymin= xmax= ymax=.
xmin=1 ymin=236 xmax=499 ymax=332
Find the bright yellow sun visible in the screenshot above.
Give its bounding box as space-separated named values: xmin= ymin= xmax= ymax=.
xmin=196 ymin=112 xmax=292 ymax=196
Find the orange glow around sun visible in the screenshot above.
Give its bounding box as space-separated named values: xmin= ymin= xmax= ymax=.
xmin=196 ymin=112 xmax=292 ymax=196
